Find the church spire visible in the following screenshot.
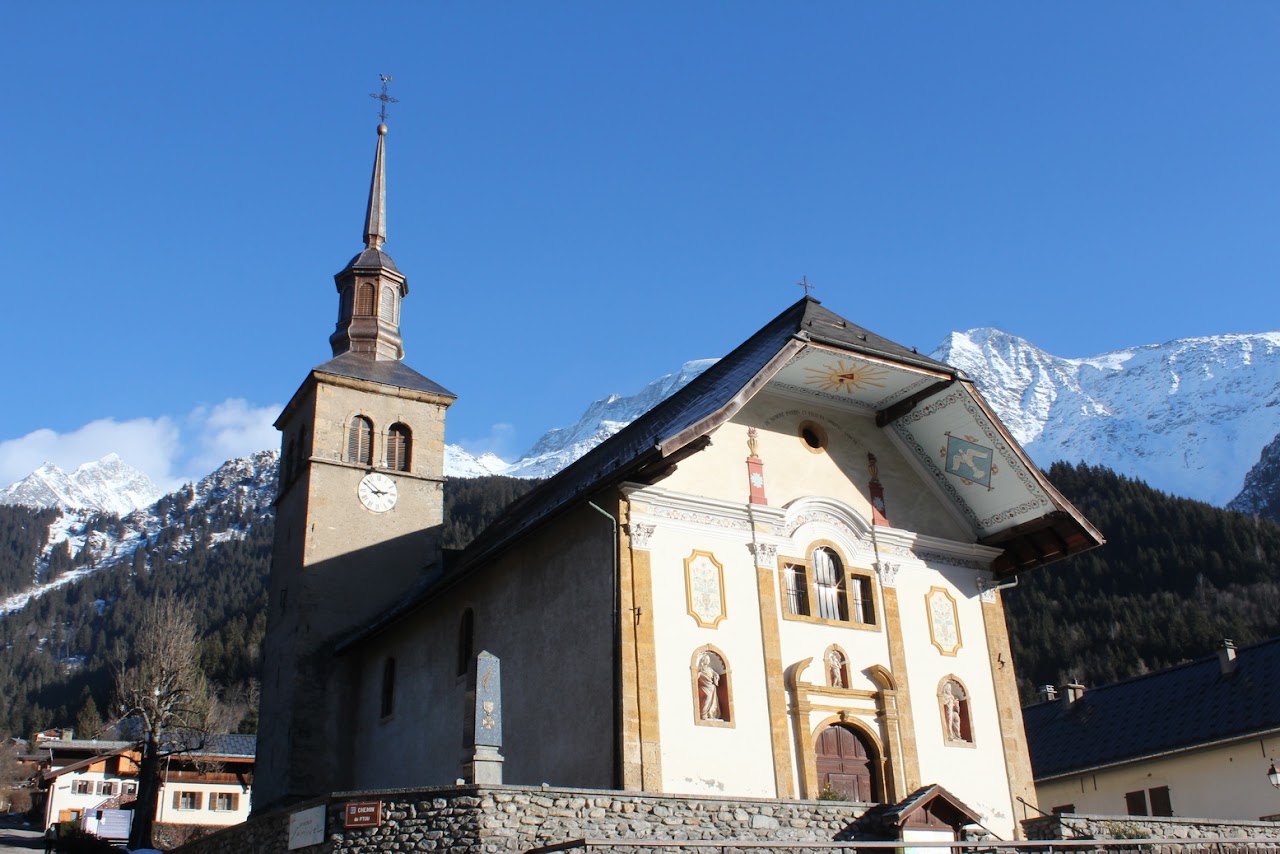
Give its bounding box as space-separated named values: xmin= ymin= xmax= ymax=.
xmin=363 ymin=123 xmax=387 ymax=251
xmin=329 ymin=78 xmax=409 ymax=362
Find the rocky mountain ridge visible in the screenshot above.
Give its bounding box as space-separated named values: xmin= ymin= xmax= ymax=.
xmin=0 ymin=454 xmax=161 ymax=517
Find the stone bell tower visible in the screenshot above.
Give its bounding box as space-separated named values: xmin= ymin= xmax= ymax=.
xmin=256 ymin=88 xmax=456 ymax=811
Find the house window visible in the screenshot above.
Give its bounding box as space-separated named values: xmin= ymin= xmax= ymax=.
xmin=347 ymin=415 xmax=373 ymax=465
xmin=386 ymin=423 xmax=411 ymax=471
xmin=692 ymin=647 xmax=732 ymax=725
xmin=1051 ymin=805 xmax=1075 ymax=815
xmin=1125 ymin=790 xmax=1148 ymax=816
xmin=798 ymin=420 xmax=828 ymax=452
xmin=339 ymin=285 xmax=353 ymax=322
xmin=356 ymin=282 xmax=375 ymax=316
xmin=812 ymin=547 xmax=848 ymax=621
xmin=783 ymin=563 xmax=810 ymax=616
xmin=124 ymin=782 xmax=137 ymax=796
xmin=175 ymin=791 xmax=203 ymax=811
xmin=97 ymin=781 xmax=116 ymax=796
xmin=73 ymin=780 xmax=93 ymax=795
xmin=211 ymin=792 xmax=239 ymax=811
xmin=380 ymin=656 xmax=396 ymax=718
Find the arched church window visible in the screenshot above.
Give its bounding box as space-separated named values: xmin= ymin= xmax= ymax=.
xmin=939 ymin=677 xmax=973 ymax=744
xmin=824 ymin=645 xmax=850 ymax=689
xmin=386 ymin=423 xmax=411 ymax=472
xmin=692 ymin=647 xmax=732 ymax=725
xmin=812 ymin=547 xmax=849 ymax=622
xmin=339 ymin=285 xmax=353 ymax=322
xmin=379 ymin=286 xmax=397 ymax=323
xmin=356 ymin=282 xmax=375 ymax=316
xmin=380 ymin=656 xmax=396 ymax=718
xmin=457 ymin=608 xmax=474 ymax=677
xmin=347 ymin=416 xmax=373 ymax=465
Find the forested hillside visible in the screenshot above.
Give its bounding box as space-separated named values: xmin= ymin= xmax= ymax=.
xmin=3 ymin=460 xmax=1278 ymax=738
xmin=1004 ymin=461 xmax=1280 ymax=698
xmin=0 ymin=474 xmax=540 ymax=739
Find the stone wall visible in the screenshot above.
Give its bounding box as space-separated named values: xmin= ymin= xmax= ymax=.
xmin=176 ymin=784 xmax=868 ymax=854
xmin=1024 ymin=813 xmax=1280 ymax=842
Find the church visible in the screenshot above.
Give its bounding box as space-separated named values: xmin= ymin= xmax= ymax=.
xmin=254 ymin=115 xmax=1103 ymax=842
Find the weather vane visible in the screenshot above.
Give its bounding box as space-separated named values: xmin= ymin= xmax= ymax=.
xmin=797 ymin=275 xmax=815 ymax=296
xmin=369 ymin=74 xmax=399 ymax=124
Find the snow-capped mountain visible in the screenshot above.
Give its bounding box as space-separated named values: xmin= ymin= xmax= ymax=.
xmin=445 ymin=359 xmax=717 ymax=480
xmin=933 ymin=329 xmax=1280 ymax=506
xmin=0 ymin=453 xmax=160 ymax=517
xmin=0 ymin=451 xmax=278 ymax=614
xmin=1228 ymin=433 xmax=1280 ymax=522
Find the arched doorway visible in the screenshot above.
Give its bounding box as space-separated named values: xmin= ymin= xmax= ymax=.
xmin=814 ymin=724 xmax=879 ymax=802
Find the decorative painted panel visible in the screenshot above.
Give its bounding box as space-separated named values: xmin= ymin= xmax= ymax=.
xmin=684 ymin=550 xmax=727 ymax=628
xmin=926 ymin=586 xmax=962 ymax=656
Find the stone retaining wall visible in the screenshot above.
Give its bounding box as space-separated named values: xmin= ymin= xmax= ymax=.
xmin=176 ymin=785 xmax=868 ymax=854
xmin=1024 ymin=813 xmax=1280 ymax=841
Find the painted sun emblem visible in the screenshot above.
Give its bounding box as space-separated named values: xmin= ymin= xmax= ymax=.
xmin=803 ymin=359 xmax=888 ymax=394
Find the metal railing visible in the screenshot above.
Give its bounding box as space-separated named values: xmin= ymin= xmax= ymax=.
xmin=526 ymin=838 xmax=1280 ymax=854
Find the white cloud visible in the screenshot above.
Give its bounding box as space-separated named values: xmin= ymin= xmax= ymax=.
xmin=0 ymin=399 xmax=281 ymax=494
xmin=0 ymin=417 xmax=181 ymax=488
xmin=455 ymin=422 xmax=519 ymax=461
xmin=179 ymin=399 xmax=280 ymax=485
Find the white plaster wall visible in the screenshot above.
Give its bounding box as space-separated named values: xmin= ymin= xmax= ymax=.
xmin=894 ymin=559 xmax=1015 ymax=837
xmin=659 ymin=394 xmax=970 ymax=543
xmin=45 ymin=769 xmax=122 ymax=827
xmin=1035 ymin=735 xmax=1280 ymax=821
xmin=645 ymin=520 xmax=778 ymax=797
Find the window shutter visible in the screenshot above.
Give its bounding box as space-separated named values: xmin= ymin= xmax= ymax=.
xmin=195 ymin=792 xmax=203 ymax=810
xmin=1125 ymin=790 xmax=1148 ymax=816
xmin=379 ymin=286 xmax=396 ymax=322
xmin=348 ymin=417 xmax=372 ymax=465
xmin=173 ymin=792 xmax=180 ymax=809
xmin=1149 ymin=786 xmax=1172 ymax=816
xmin=356 ymin=283 xmax=375 ymax=316
xmin=230 ymin=793 xmax=240 ymax=811
xmin=387 ymin=424 xmax=410 ymax=471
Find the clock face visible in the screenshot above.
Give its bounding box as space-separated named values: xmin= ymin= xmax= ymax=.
xmin=358 ymin=472 xmax=398 ymax=513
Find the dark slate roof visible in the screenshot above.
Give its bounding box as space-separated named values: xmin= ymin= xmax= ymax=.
xmin=1023 ymin=638 xmax=1280 ymax=780
xmin=453 ymin=297 xmax=944 ymax=573
xmin=193 ymin=733 xmax=256 ymax=758
xmin=339 ymin=247 xmax=400 ymax=274
xmin=314 ymin=351 xmax=455 ymax=399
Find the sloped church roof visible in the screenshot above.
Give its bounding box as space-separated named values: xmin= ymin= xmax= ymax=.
xmin=456 ymin=296 xmax=1101 ymax=580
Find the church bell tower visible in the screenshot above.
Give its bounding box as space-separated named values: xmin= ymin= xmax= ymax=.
xmin=256 ymin=85 xmax=456 ymax=811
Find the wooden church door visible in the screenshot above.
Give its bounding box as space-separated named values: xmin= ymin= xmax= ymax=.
xmin=815 ymin=724 xmax=877 ymax=802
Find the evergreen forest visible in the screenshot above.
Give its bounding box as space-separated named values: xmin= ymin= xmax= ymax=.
xmin=1 ymin=462 xmax=1278 ymax=738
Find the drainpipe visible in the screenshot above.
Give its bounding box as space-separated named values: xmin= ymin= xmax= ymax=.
xmin=588 ymin=501 xmax=623 ymax=790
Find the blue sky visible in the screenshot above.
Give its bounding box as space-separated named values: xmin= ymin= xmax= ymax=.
xmin=2 ymin=3 xmax=1277 ymax=490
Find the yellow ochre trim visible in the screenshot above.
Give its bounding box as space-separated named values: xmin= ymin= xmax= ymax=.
xmin=982 ymin=591 xmax=1036 ymax=839
xmin=755 ymin=564 xmax=796 ymax=798
xmin=880 ymin=584 xmax=921 ymax=791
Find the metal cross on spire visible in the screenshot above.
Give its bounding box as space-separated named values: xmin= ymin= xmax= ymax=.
xmin=369 ymin=74 xmax=399 ymax=124
xmin=796 ymin=275 xmax=815 ymax=296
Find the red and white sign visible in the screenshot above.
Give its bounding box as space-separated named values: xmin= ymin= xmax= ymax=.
xmin=344 ymin=800 xmax=382 ymax=828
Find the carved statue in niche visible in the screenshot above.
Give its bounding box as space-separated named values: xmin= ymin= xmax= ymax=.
xmin=697 ymin=652 xmax=722 ymax=721
xmin=942 ymin=680 xmax=964 ymax=740
xmin=825 ymin=647 xmax=848 ymax=689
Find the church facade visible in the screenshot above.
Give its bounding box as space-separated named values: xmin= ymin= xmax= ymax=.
xmin=255 ymin=118 xmax=1102 ymax=841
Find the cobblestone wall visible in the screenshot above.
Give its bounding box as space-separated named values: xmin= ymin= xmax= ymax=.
xmin=1024 ymin=813 xmax=1280 ymax=841
xmin=176 ymin=785 xmax=868 ymax=854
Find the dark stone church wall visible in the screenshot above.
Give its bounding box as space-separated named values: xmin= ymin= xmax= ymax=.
xmin=344 ymin=501 xmax=618 ymax=791
xmin=175 ymin=784 xmax=868 ymax=854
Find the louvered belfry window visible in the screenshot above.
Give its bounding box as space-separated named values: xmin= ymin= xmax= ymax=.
xmin=356 ymin=282 xmax=375 ymax=316
xmin=379 ymin=286 xmax=397 ymax=323
xmin=347 ymin=416 xmax=373 ymax=465
xmin=386 ymin=423 xmax=411 ymax=471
